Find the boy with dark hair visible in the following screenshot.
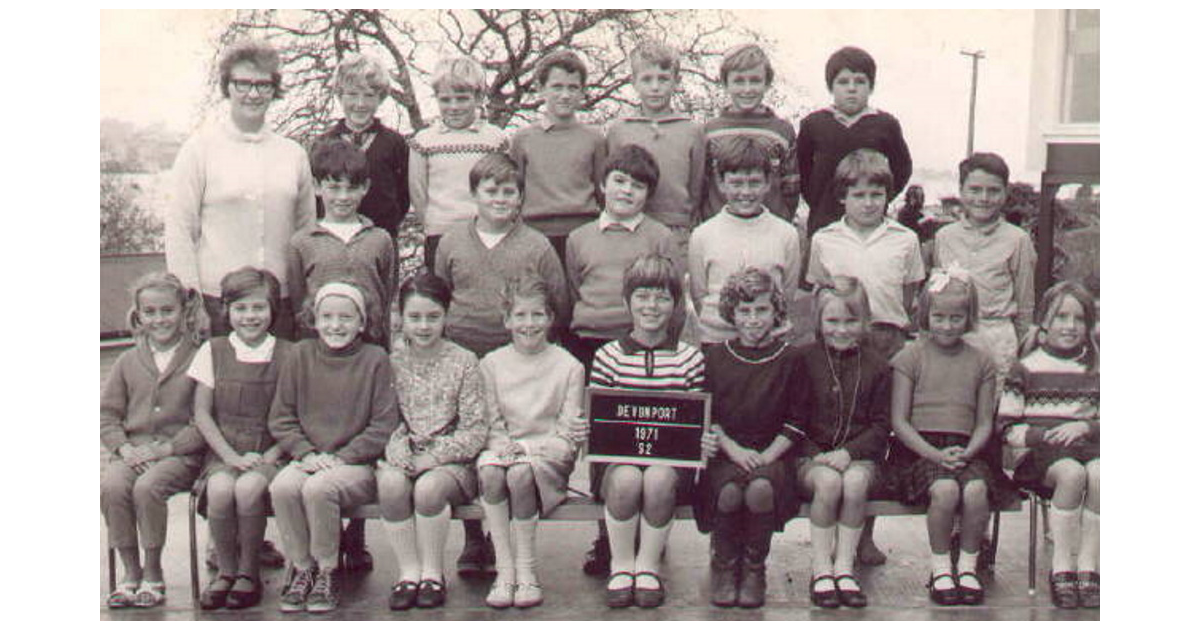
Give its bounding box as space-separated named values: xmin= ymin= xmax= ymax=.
xmin=701 ymin=43 xmax=800 ymax=222
xmin=796 ymin=46 xmax=912 ymax=237
xmin=511 ymin=49 xmax=607 ymax=262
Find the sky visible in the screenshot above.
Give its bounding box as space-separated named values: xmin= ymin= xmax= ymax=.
xmin=99 ymin=9 xmax=1040 ymax=183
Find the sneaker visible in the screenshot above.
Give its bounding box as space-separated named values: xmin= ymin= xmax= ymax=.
xmin=305 ymin=569 xmax=338 ymax=613
xmin=514 ymin=581 xmax=544 ymax=608
xmin=456 ymin=535 xmax=495 ymax=577
xmin=582 ymin=535 xmax=611 ymax=576
xmin=486 ymin=578 xmax=516 ymax=609
xmin=279 ymin=565 xmax=314 ymax=613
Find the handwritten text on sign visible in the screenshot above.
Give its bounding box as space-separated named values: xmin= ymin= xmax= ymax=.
xmin=586 ymin=388 xmax=710 ymax=468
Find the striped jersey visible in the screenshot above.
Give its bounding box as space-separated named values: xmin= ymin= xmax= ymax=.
xmin=589 ymin=334 xmax=705 ymax=392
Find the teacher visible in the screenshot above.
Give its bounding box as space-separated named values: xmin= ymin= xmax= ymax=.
xmin=166 ymin=38 xmax=316 ymax=339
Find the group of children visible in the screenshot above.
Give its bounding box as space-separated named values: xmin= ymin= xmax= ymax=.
xmin=101 ymin=37 xmax=1099 ymax=614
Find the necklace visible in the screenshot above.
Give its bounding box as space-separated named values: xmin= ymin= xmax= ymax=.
xmin=823 ymin=346 xmax=861 ymax=447
xmin=725 ymin=339 xmax=787 ymax=364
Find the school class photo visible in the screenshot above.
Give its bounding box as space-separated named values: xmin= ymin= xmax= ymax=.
xmin=99 ymin=8 xmax=1099 ymax=620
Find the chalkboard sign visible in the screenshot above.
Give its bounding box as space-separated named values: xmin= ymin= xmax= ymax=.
xmin=585 ymin=387 xmax=711 ymax=468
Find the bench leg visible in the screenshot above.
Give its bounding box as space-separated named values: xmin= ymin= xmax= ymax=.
xmin=985 ymin=509 xmax=1001 ymax=570
xmin=108 ymin=547 xmax=116 ymax=593
xmin=189 ymin=493 xmax=200 ymax=605
xmin=1028 ymin=494 xmax=1037 ymax=596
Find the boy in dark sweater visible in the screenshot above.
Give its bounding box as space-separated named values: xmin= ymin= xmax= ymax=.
xmin=315 ymin=53 xmax=410 ymax=240
xmin=701 ymin=43 xmax=800 ymax=222
xmin=796 ymin=46 xmax=912 ymax=237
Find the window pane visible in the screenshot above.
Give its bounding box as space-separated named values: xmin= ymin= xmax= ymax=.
xmin=1064 ymin=10 xmax=1100 ymax=123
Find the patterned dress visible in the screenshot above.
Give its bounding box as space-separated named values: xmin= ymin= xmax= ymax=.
xmin=383 ymin=339 xmax=487 ymax=497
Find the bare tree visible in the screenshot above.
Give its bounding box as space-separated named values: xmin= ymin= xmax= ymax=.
xmin=213 ymin=9 xmax=765 ymax=142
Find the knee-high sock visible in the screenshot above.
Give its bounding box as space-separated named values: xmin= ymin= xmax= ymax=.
xmin=513 ymin=515 xmax=540 ymax=584
xmin=1077 ymin=507 xmax=1100 ymax=573
xmin=633 ymin=516 xmax=673 ymax=576
xmin=833 ymin=523 xmax=863 ymax=575
xmin=1048 ymin=505 xmax=1082 ymax=573
xmin=605 ymin=508 xmax=638 ymax=578
xmin=384 ymin=517 xmax=421 ymax=583
xmin=416 ymin=505 xmax=451 ymax=581
xmin=482 ymin=499 xmax=514 ymax=581
xmin=811 ymin=523 xmax=836 ymax=577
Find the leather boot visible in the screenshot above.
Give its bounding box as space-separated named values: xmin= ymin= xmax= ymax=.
xmin=710 ymin=511 xmax=741 ymax=607
xmin=737 ymin=516 xmax=773 ymax=609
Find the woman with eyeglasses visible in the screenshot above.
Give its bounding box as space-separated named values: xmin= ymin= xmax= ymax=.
xmin=166 ymin=38 xmax=316 ymax=341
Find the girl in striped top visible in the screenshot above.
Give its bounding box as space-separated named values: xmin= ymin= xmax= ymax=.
xmin=588 ymin=255 xmax=713 ymax=609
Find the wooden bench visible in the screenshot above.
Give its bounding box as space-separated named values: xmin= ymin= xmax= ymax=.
xmin=131 ymin=491 xmax=1033 ymax=606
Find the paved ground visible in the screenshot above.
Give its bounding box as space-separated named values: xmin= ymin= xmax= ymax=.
xmin=99 ymin=346 xmax=1100 ymax=621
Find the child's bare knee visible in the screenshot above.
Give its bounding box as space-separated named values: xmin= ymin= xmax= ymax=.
xmin=962 ymin=480 xmax=989 ymax=508
xmin=506 ymin=464 xmax=534 ymax=490
xmin=479 ymin=466 xmax=507 ymax=501
xmin=745 ymin=479 xmax=775 ymax=513
xmin=716 ymin=483 xmax=743 ymax=513
xmin=928 ymin=480 xmax=960 ymax=507
xmin=413 ymin=473 xmax=451 ymax=515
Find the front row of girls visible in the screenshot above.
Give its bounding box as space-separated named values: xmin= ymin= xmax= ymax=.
xmin=101 ymin=260 xmax=1099 ymax=613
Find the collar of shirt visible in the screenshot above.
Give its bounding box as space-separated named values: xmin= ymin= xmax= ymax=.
xmin=618 ymin=330 xmax=680 ymax=354
xmin=830 ymin=216 xmax=905 ymax=244
xmin=720 ymin=105 xmax=774 ymax=119
xmin=539 ymin=115 xmax=580 ymax=132
xmin=436 ymin=117 xmax=485 ymax=134
xmin=598 ymin=211 xmax=645 ymax=232
xmin=960 ymin=215 xmax=1005 ymax=236
xmin=229 ymin=333 xmax=277 ymax=363
xmin=335 ymin=118 xmax=384 ymax=147
xmin=826 ymin=105 xmax=880 ymax=128
xmin=308 ymin=215 xmax=376 ymax=237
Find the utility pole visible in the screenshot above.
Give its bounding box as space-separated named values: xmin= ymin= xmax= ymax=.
xmin=961 ymin=49 xmax=985 ymax=157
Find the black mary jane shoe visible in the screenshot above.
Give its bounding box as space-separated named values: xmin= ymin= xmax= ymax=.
xmin=927 ymin=573 xmax=961 ymax=606
xmin=834 ymin=574 xmax=868 ymax=608
xmin=224 ymin=574 xmax=263 ymax=610
xmin=415 ymin=578 xmax=447 ymax=608
xmin=606 ymin=571 xmax=636 ymax=608
xmin=389 ymin=580 xmax=420 ymax=611
xmin=809 ymin=574 xmax=841 ymax=609
xmin=1076 ymin=571 xmax=1099 ymax=609
xmin=956 ymin=571 xmax=985 ymax=606
xmin=1048 ymin=571 xmax=1079 ymax=609
xmin=199 ymin=574 xmax=236 ymax=610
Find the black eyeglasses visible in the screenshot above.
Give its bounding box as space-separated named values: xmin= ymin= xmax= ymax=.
xmin=230 ymin=78 xmax=276 ymax=95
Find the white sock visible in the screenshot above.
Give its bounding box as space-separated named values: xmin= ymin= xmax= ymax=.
xmin=415 ymin=505 xmax=451 ymax=581
xmin=833 ymin=523 xmax=863 ymax=576
xmin=513 ymin=515 xmax=539 ymax=584
xmin=605 ymin=508 xmax=638 ymax=585
xmin=811 ymin=524 xmax=836 ymax=578
xmin=1048 ymin=505 xmax=1082 ymax=573
xmin=958 ymin=550 xmax=979 ymax=574
xmin=1078 ymin=507 xmax=1100 ymax=573
xmin=930 ymin=551 xmax=952 ymax=577
xmin=481 ymin=499 xmax=514 ymax=581
xmin=383 ymin=517 xmax=420 ymax=583
xmin=634 ymin=516 xmax=673 ymax=577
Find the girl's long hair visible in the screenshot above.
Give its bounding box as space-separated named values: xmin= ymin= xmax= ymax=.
xmin=1019 ymin=280 xmax=1099 ymax=371
xmin=126 ymin=271 xmax=209 ymax=346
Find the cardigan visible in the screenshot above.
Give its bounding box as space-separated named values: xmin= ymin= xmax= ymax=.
xmin=564 ymin=214 xmax=677 ymax=339
xmin=316 ymin=119 xmax=411 ymax=237
xmin=408 ymin=118 xmax=508 ymax=237
xmin=268 ymin=338 xmax=399 ymax=464
xmin=511 ymin=118 xmax=607 ymax=237
xmin=702 ymin=340 xmax=806 ymax=450
xmin=795 ymin=108 xmax=911 ymax=235
xmin=700 ymin=106 xmax=801 ymax=221
xmin=606 ymin=113 xmax=706 ymax=229
xmin=100 ymin=338 xmax=206 ymax=457
xmin=434 ymin=219 xmax=569 ymax=356
xmin=791 ymin=342 xmax=892 ymax=460
xmin=166 ymin=116 xmax=317 ymax=298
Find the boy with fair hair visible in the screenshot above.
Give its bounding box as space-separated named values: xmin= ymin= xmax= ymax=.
xmin=410 ymin=55 xmax=509 ymax=268
xmin=701 ymin=43 xmax=800 ymax=222
xmin=934 ymin=152 xmax=1036 ymax=383
xmin=315 ymin=53 xmax=410 ymax=240
xmin=796 ymin=46 xmax=912 ymax=237
xmin=807 ymin=148 xmax=924 ymax=359
xmin=606 ymin=41 xmax=706 ymax=259
xmin=512 ymin=49 xmax=607 ymax=262
xmin=689 ymin=136 xmax=800 ymax=344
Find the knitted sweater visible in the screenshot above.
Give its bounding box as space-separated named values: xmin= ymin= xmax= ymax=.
xmin=791 ymin=342 xmax=892 ymax=460
xmin=480 ymin=344 xmax=586 ymax=458
xmin=998 ymin=346 xmax=1100 ymax=445
xmin=316 ymin=119 xmax=411 ymax=237
xmin=565 ymin=214 xmax=677 ymax=339
xmin=589 ymin=333 xmax=705 ymax=392
xmin=701 ymin=106 xmax=801 ymax=221
xmin=795 ymin=108 xmax=911 ymax=235
xmin=286 ymin=217 xmax=397 ymax=318
xmin=166 ymin=116 xmax=317 ymax=298
xmin=606 ymin=113 xmax=706 ymax=229
xmin=434 ymin=220 xmax=569 ymax=356
xmin=100 ymin=339 xmax=206 ymax=457
xmin=408 ymin=119 xmax=508 ymax=236
xmin=511 ymin=118 xmax=606 ymax=237
xmin=268 ymin=338 xmax=399 ymax=464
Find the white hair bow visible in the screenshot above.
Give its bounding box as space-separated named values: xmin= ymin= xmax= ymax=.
xmin=928 ymin=263 xmax=971 ymax=293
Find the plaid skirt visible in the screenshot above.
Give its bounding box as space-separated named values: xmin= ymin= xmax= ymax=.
xmin=888 ymin=432 xmax=1006 ymax=506
xmin=693 ymin=455 xmax=799 ymax=534
xmin=1013 ymin=440 xmax=1099 ymax=499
